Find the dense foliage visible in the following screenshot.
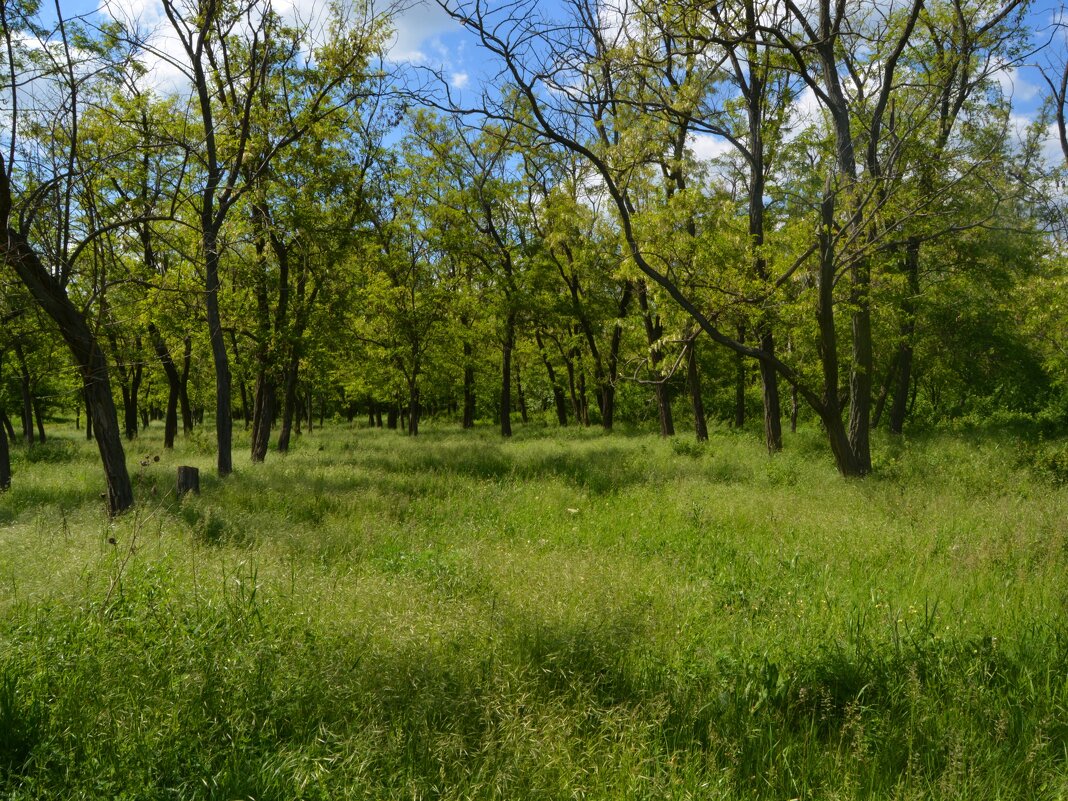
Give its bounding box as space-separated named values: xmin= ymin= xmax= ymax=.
xmin=0 ymin=0 xmax=1064 ymax=496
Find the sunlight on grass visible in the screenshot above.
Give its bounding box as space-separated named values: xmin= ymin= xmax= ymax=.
xmin=1 ymin=422 xmax=1067 ymax=798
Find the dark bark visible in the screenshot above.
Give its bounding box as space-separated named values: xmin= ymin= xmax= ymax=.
xmin=889 ymin=238 xmax=921 ymax=435
xmin=277 ymin=353 xmax=300 ymax=452
xmin=177 ymin=465 xmax=200 ymax=497
xmin=601 ymin=281 xmax=633 ymax=431
xmin=686 ymin=335 xmax=708 ymax=442
xmin=737 ymin=27 xmax=784 ymax=454
xmin=462 ymin=339 xmax=476 ymax=428
xmin=148 ymin=323 xmax=181 ymax=448
xmin=816 ymin=193 xmax=866 ymax=477
xmin=535 ymin=330 xmax=568 ymax=426
xmin=163 ymin=383 xmax=178 ymax=448
xmin=32 ymin=395 xmax=45 ymax=442
xmin=180 ymin=336 xmax=193 ymax=434
xmin=560 ymin=340 xmax=583 ymax=424
xmin=251 ymin=376 xmax=276 ymax=461
xmin=871 ymin=352 xmax=898 ymax=430
xmin=205 ymin=227 xmax=233 ymax=475
xmin=515 ymin=355 xmax=528 ymax=424
xmin=2 ymin=228 xmax=133 ymax=513
xmin=407 ymin=380 xmax=420 ymax=436
xmin=638 ymin=282 xmax=674 ymax=437
xmin=0 ymin=408 xmax=14 ymax=440
xmin=14 ymin=342 xmax=33 ymax=445
xmin=116 ymin=339 xmax=143 ymax=441
xmin=0 ymin=411 xmax=9 ymax=490
xmin=84 ymin=387 xmax=93 ymax=440
xmin=577 ymin=362 xmax=590 ymax=426
xmin=500 ymin=310 xmax=516 ymax=437
xmin=733 ymin=331 xmax=746 ymax=429
xmin=250 ymin=212 xmax=272 ymax=454
xmin=387 ymin=406 xmax=398 ymax=430
xmin=757 ymin=330 xmax=782 ymax=452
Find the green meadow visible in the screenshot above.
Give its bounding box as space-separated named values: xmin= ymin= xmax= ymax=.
xmin=2 ymin=422 xmax=1068 ymax=799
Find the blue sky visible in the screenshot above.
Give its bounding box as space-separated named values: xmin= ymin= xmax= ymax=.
xmin=48 ymin=0 xmax=1068 ymax=161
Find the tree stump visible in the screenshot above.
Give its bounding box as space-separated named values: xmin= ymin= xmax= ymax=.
xmin=177 ymin=466 xmax=200 ymax=498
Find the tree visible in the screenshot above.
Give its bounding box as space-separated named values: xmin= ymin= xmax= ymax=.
xmin=160 ymin=0 xmax=385 ymax=474
xmin=0 ymin=2 xmax=135 ymax=513
xmin=436 ymin=0 xmax=1028 ymax=475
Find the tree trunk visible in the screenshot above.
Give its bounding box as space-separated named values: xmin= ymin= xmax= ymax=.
xmin=687 ymin=335 xmax=708 ymax=442
xmin=816 ymin=190 xmax=866 ymax=477
xmin=744 ymin=67 xmax=784 ymax=454
xmin=120 ymin=349 xmax=142 ymax=441
xmin=515 ymin=355 xmax=528 ymax=424
xmin=250 ymin=374 xmax=276 ymax=462
xmin=14 ymin=343 xmax=33 ymax=445
xmin=757 ymin=329 xmax=783 ymax=452
xmin=84 ymin=387 xmax=93 ymax=440
xmin=3 ymin=228 xmax=133 ymax=513
xmin=0 ymin=409 xmax=15 ymax=440
xmin=889 ymin=238 xmax=921 ymax=435
xmin=163 ymin=383 xmax=178 ymax=449
xmin=871 ymin=352 xmax=898 ymax=430
xmin=148 ymin=323 xmax=182 ymax=449
xmin=500 ymin=311 xmax=516 ymax=437
xmin=32 ymin=396 xmax=45 ymax=443
xmin=462 ymin=339 xmax=476 ymax=429
xmin=407 ymin=380 xmax=420 ymax=436
xmin=847 ymin=264 xmax=874 ymax=471
xmin=734 ymin=324 xmax=746 ymax=429
xmin=561 ymin=344 xmax=581 ymax=424
xmin=0 ymin=413 xmax=9 ymax=491
xmin=638 ymin=282 xmax=674 ymax=437
xmin=535 ymin=330 xmax=568 ymax=426
xmin=204 ymin=226 xmax=233 ymax=476
xmin=577 ymin=364 xmax=590 ymax=426
xmin=387 ymin=406 xmax=398 ymax=430
xmin=277 ymin=352 xmax=300 ymax=453
xmin=180 ymin=336 xmax=193 ymax=434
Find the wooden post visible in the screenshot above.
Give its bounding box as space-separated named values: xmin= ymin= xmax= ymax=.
xmin=177 ymin=466 xmax=200 ymax=497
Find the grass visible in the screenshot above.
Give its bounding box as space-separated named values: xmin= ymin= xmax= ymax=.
xmin=1 ymin=419 xmax=1068 ymax=798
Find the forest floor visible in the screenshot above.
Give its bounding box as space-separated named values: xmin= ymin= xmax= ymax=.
xmin=1 ymin=419 xmax=1068 ymax=799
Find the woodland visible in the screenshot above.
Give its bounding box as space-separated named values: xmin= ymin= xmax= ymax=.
xmin=0 ymin=0 xmax=1065 ymax=507
xmin=3 ymin=0 xmax=1068 ymax=797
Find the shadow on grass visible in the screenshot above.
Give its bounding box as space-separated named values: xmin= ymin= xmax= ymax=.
xmin=5 ymin=584 xmax=1068 ymax=800
xmin=358 ymin=441 xmax=654 ymax=495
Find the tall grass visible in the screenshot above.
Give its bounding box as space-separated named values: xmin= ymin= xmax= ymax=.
xmin=1 ymin=421 xmax=1067 ymax=798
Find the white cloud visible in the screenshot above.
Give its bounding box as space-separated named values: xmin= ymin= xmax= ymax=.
xmin=997 ymin=68 xmax=1041 ymax=105
xmin=449 ymin=71 xmax=469 ymax=89
xmin=388 ymin=0 xmax=461 ymax=64
xmin=688 ymin=132 xmax=733 ymax=162
xmin=1040 ymin=120 xmax=1064 ymax=166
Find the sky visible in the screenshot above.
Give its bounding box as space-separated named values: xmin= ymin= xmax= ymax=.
xmin=47 ymin=0 xmax=1068 ymax=164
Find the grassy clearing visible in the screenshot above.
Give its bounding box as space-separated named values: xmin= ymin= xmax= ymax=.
xmin=1 ymin=421 xmax=1068 ymax=799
